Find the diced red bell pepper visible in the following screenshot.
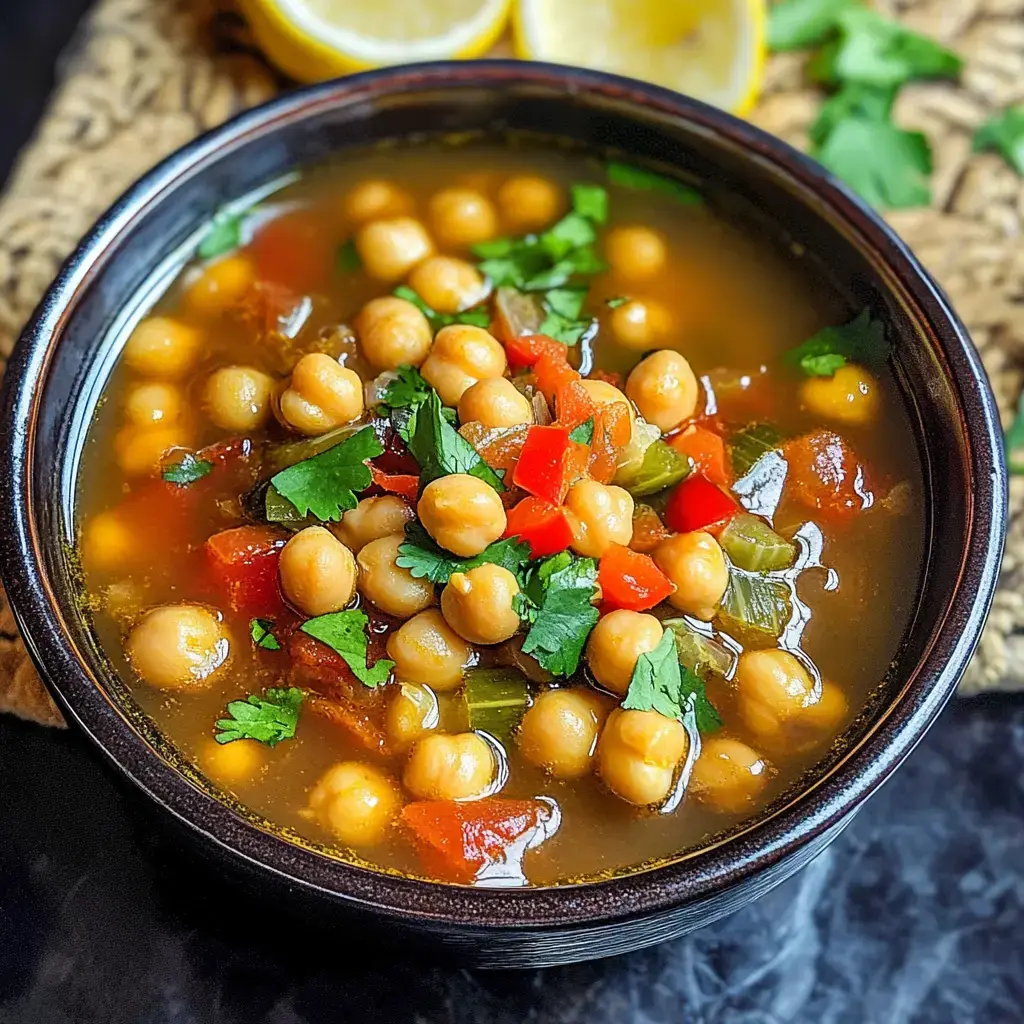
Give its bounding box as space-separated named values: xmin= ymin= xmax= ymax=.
xmin=588 ymin=402 xmax=632 ymax=483
xmin=248 ymin=208 xmax=334 ymax=294
xmin=402 ymin=799 xmax=549 ymax=883
xmin=533 ymin=351 xmax=581 ymax=404
xmin=555 ymin=380 xmax=598 ymax=431
xmin=664 ymin=474 xmax=739 ymax=535
xmin=784 ymin=430 xmax=871 ymax=521
xmin=205 ymin=525 xmax=288 ymax=617
xmin=369 ymin=464 xmax=419 ymax=501
xmin=504 ymin=333 xmax=568 ymax=370
xmin=598 ymin=544 xmax=675 ymax=611
xmin=504 ymin=496 xmax=575 ymax=557
xmin=670 ymin=424 xmax=731 ymax=487
xmin=513 ymin=425 xmax=577 ymax=505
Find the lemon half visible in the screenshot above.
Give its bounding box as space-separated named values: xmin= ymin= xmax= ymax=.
xmin=240 ymin=0 xmax=513 ymax=82
xmin=514 ymin=0 xmax=766 ymax=116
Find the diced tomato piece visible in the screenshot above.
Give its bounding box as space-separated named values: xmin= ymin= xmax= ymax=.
xmin=402 ymin=799 xmax=549 ymax=883
xmin=205 ymin=525 xmax=288 ymax=618
xmin=630 ymin=505 xmax=671 ymax=553
xmin=784 ymin=430 xmax=872 ymax=521
xmin=670 ymin=424 xmax=731 ymax=486
xmin=504 ymin=496 xmax=574 ymax=557
xmin=513 ymin=425 xmax=577 ymax=505
xmin=304 ymin=692 xmax=388 ymax=756
xmin=664 ymin=475 xmax=740 ymax=534
xmin=598 ymin=544 xmax=675 ymax=611
xmin=586 ymin=368 xmax=624 ymax=389
xmin=504 ymin=333 xmax=568 ymax=370
xmin=369 ymin=464 xmax=419 ymax=501
xmin=588 ymin=403 xmax=632 ymax=484
xmin=533 ymin=351 xmax=581 ymax=404
xmin=248 ymin=209 xmax=335 ymax=294
xmin=555 ymin=380 xmax=598 ymax=431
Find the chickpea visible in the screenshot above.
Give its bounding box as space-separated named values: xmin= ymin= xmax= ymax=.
xmin=279 ymin=353 xmax=364 ymax=435
xmin=202 ymin=365 xmax=275 ymax=432
xmin=428 ymin=188 xmax=498 ymax=249
xmin=565 ymin=479 xmax=634 ymax=558
xmin=577 ymin=379 xmax=635 ymax=420
xmin=440 ymin=564 xmax=521 ymax=645
xmin=518 ymin=688 xmax=610 ymax=778
xmin=357 ymin=535 xmax=435 ymax=619
xmin=735 ymin=650 xmax=847 ymax=748
xmin=606 ymin=226 xmax=668 ymax=280
xmin=307 ymin=762 xmax=400 ymax=847
xmin=201 ymin=738 xmax=264 ymax=786
xmin=457 ymin=377 xmax=533 ymax=429
xmin=124 ymin=381 xmax=183 ymax=427
xmin=182 ymin=254 xmax=255 ymax=317
xmin=343 ymin=179 xmax=414 ymax=224
xmin=497 ymin=175 xmax=564 ymax=233
xmin=386 ymin=683 xmax=439 ymax=751
xmin=115 ymin=423 xmax=191 ymax=477
xmin=598 ymin=708 xmax=688 ymax=806
xmin=82 ymin=510 xmax=136 ymax=572
xmin=418 ymin=474 xmax=506 ymax=558
xmin=800 ymin=363 xmax=880 ymax=427
xmin=653 ymin=532 xmax=728 ymax=620
xmin=408 ymin=256 xmax=487 ymax=314
xmin=386 ymin=608 xmax=472 ymax=692
xmin=126 ymin=603 xmax=230 ymax=691
xmin=625 ymin=349 xmax=700 ymax=432
xmin=278 ymin=526 xmax=358 ymax=616
xmin=356 ymin=216 xmax=434 ymax=282
xmin=355 ymin=296 xmax=432 ymax=370
xmin=690 ymin=737 xmax=769 ymax=814
xmin=333 ymin=495 xmax=413 ymax=554
xmin=610 ymin=299 xmax=672 ymax=351
xmin=403 ymin=732 xmax=495 ymax=801
xmin=123 ymin=316 xmax=201 ymax=379
xmin=420 ymin=324 xmax=507 ymax=407
xmin=586 ymin=609 xmax=664 ymax=695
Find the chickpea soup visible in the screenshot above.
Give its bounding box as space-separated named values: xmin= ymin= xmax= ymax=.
xmin=77 ymin=143 xmax=926 ymax=887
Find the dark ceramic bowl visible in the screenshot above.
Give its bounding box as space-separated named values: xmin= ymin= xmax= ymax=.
xmin=0 ymin=62 xmax=1007 ymax=968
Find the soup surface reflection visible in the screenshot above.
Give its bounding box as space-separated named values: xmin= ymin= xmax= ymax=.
xmin=77 ymin=143 xmax=926 ymax=886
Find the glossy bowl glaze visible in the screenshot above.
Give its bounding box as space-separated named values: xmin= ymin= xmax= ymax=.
xmin=0 ymin=62 xmax=1006 ymax=968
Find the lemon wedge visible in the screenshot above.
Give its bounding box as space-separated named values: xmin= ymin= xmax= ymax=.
xmin=239 ymin=0 xmax=513 ymax=82
xmin=514 ymin=0 xmax=766 ymax=116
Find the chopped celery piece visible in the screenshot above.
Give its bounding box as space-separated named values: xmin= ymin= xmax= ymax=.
xmin=717 ymin=569 xmax=791 ymax=645
xmin=662 ymin=618 xmax=734 ymax=679
xmin=462 ymin=667 xmax=531 ymax=740
xmin=729 ymin=423 xmax=784 ymax=477
xmin=264 ymin=425 xmax=358 ymax=474
xmin=719 ymin=513 xmax=797 ymax=572
xmin=264 ymin=484 xmax=316 ymax=527
xmin=614 ymin=439 xmax=690 ymax=497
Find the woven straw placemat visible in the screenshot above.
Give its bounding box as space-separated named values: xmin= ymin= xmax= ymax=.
xmin=1 ymin=0 xmax=1021 ymax=727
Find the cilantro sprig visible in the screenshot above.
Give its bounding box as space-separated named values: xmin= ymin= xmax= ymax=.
xmin=215 ymin=687 xmax=303 ymax=746
xmin=397 ymin=522 xmax=531 ymax=584
xmin=250 ymin=618 xmax=281 ymax=651
xmin=518 ymin=552 xmax=599 ymax=677
xmin=622 ymin=630 xmax=722 ymax=734
xmin=198 ymin=204 xmax=252 ymax=260
xmin=393 ymin=285 xmax=491 ymax=331
xmin=607 ymin=162 xmax=702 ymax=204
xmin=162 ymin=453 xmax=213 ymax=487
xmin=784 ymin=309 xmax=889 ymax=377
xmin=376 ymin=364 xmax=431 ymax=413
xmin=300 ymin=609 xmax=394 ymax=688
xmin=336 ymin=238 xmax=361 ymax=272
xmin=270 ymin=426 xmax=383 ymax=522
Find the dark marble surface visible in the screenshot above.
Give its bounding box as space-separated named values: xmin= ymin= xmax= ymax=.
xmin=2 ymin=696 xmax=1024 ymax=1024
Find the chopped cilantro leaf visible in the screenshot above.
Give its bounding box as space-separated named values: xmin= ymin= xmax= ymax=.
xmin=377 ymin=363 xmax=431 ymax=412
xmin=607 ymin=162 xmax=702 ymax=204
xmin=396 ymin=522 xmax=531 ymax=583
xmin=250 ymin=618 xmax=281 ymax=651
xmin=215 ymin=686 xmax=303 ymax=746
xmin=300 ymin=609 xmax=394 ymax=688
xmin=767 ymin=0 xmax=853 ymax=52
xmin=393 ymin=285 xmax=491 ymax=331
xmin=974 ymin=107 xmax=1024 ymax=176
xmin=336 ymin=238 xmax=361 ymax=272
xmin=270 ymin=426 xmax=383 ymax=522
xmin=198 ymin=206 xmax=248 ymax=260
xmin=606 ymin=296 xmax=629 ymax=309
xmin=622 ymin=630 xmax=722 ymax=733
xmin=808 ymin=83 xmax=896 ymax=147
xmin=539 ymin=285 xmax=594 ymax=345
xmin=162 ymin=454 xmax=213 ymax=487
xmin=519 ymin=553 xmax=599 ymax=677
xmin=571 ymin=183 xmax=609 ymax=224
xmin=406 ymin=389 xmax=504 ymax=491
xmin=540 ymin=213 xmax=597 ymax=261
xmin=784 ymin=309 xmax=889 ymax=377
xmin=569 ymin=418 xmax=595 ymax=444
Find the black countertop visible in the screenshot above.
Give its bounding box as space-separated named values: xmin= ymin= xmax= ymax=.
xmin=3 ymin=696 xmax=1024 ymax=1024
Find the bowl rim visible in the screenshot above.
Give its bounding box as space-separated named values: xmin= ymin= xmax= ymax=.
xmin=0 ymin=59 xmax=1007 ymax=930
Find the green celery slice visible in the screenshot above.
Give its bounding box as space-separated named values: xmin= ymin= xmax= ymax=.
xmin=614 ymin=440 xmax=690 ymax=497
xmin=719 ymin=514 xmax=797 ymax=572
xmin=728 ymin=423 xmax=785 ymax=477
xmin=662 ymin=618 xmax=734 ymax=679
xmin=462 ymin=667 xmax=532 ymax=741
xmin=717 ymin=569 xmax=792 ymax=646
xmin=263 ymin=425 xmax=359 ymax=474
